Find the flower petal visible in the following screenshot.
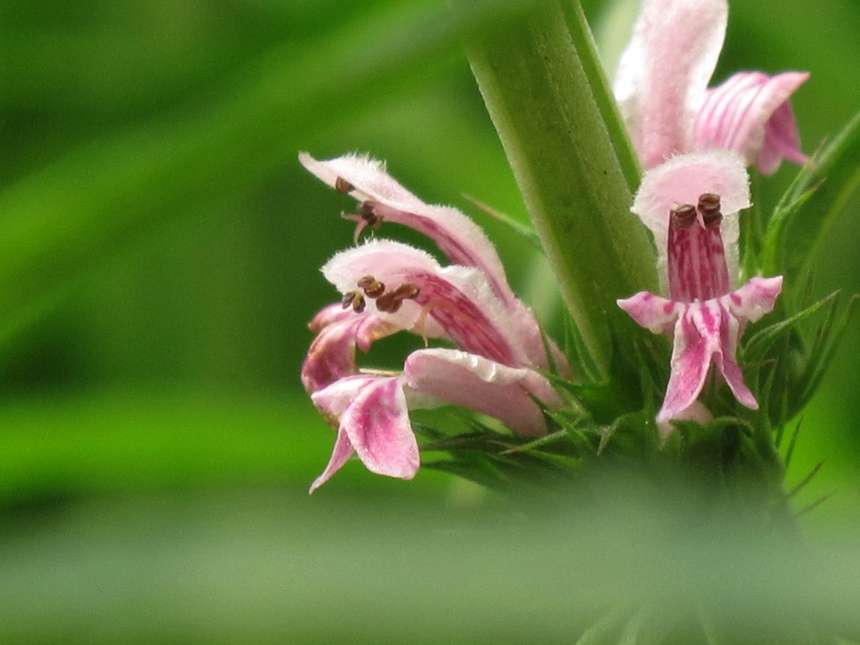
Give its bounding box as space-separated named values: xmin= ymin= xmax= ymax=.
xmin=299 ymin=153 xmax=509 ymax=296
xmin=312 ymin=375 xmax=419 ymax=482
xmin=301 ymin=152 xmax=555 ymax=369
xmin=617 ymin=291 xmax=680 ymax=335
xmin=693 ymin=71 xmax=809 ymax=174
xmin=308 ymin=425 xmax=355 ymax=494
xmin=632 ymin=151 xmax=749 ymax=290
xmin=723 ymin=276 xmax=784 ymax=323
xmin=301 ymin=304 xmax=398 ymax=394
xmin=322 ymin=239 xmax=525 ymax=366
xmin=403 ymin=348 xmax=560 ymax=437
xmin=613 ymin=0 xmax=728 ymax=168
xmin=659 ymin=301 xmax=724 ymax=423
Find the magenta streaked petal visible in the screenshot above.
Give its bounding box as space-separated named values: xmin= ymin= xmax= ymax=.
xmin=300 ymin=153 xmax=554 ymax=369
xmin=322 ymin=239 xmax=524 ymax=366
xmin=301 ymin=305 xmax=398 ymax=394
xmin=625 ymin=280 xmax=780 ymax=425
xmin=299 ymin=153 xmax=511 ymax=298
xmin=404 ymin=348 xmax=560 ymax=437
xmin=312 ymin=375 xmax=419 ymax=483
xmin=693 ymin=71 xmax=809 ymax=174
xmin=308 ymin=425 xmax=355 ymax=494
xmin=617 ymin=291 xmax=680 ymax=335
xmin=613 ymin=0 xmax=728 ymax=168
xmin=339 ymin=377 xmax=419 ymax=479
xmin=632 ymin=151 xmax=749 ymax=289
xmin=658 ymin=301 xmax=722 ymax=423
xmin=723 ymin=276 xmax=783 ymax=323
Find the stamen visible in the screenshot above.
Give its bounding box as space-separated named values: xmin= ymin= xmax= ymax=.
xmin=360 ymin=201 xmax=384 ymax=230
xmin=334 ymin=176 xmax=354 ymax=194
xmin=357 ymin=275 xmax=385 ymax=298
xmin=670 ymin=204 xmax=697 ymax=229
xmin=376 ymin=282 xmax=420 ymax=314
xmin=697 ymin=193 xmax=722 ymax=228
xmin=341 ymin=290 xmax=366 ymax=313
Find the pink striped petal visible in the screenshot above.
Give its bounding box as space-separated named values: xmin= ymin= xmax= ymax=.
xmin=323 ymin=239 xmax=525 ymax=366
xmin=301 ymin=304 xmax=398 ymax=394
xmin=693 ymin=71 xmax=809 ymax=174
xmin=613 ymin=0 xmax=728 ymax=168
xmin=619 ymin=277 xmax=782 ymax=426
xmin=299 ymin=153 xmax=509 ymax=298
xmin=308 ymin=424 xmax=355 ymax=494
xmin=311 ymin=375 xmax=419 ymax=490
xmin=632 ymin=151 xmax=749 ymax=290
xmin=724 ymin=276 xmax=784 ymax=324
xmin=617 ymin=291 xmax=680 ymax=336
xmin=403 ymin=348 xmax=561 ymax=437
xmin=300 ymin=152 xmax=554 ymax=369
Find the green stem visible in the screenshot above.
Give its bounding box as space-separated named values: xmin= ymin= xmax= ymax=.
xmin=452 ymin=0 xmax=657 ymax=381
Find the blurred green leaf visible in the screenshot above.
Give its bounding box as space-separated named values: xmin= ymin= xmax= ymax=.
xmin=0 ymin=0 xmax=534 ymax=346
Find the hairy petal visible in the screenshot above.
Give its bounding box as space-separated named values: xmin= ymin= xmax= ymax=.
xmin=301 ymin=152 xmax=553 ymax=368
xmin=614 ymin=0 xmax=728 ymax=168
xmin=693 ymin=71 xmax=809 ymax=174
xmin=632 ymin=151 xmax=749 ymax=289
xmin=311 ymin=375 xmax=419 ymax=489
xmin=299 ymin=153 xmax=508 ymax=292
xmin=299 ymin=152 xmax=426 ymax=212
xmin=322 ymin=240 xmax=525 ymax=365
xmin=404 ymin=348 xmax=561 ymax=437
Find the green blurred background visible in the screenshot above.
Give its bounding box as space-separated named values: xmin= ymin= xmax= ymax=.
xmin=0 ymin=0 xmax=858 ymax=641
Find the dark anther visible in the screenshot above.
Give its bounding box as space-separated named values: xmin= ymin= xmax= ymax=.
xmin=697 ymin=193 xmax=722 ymax=228
xmin=670 ymin=204 xmax=697 ymax=229
xmin=360 ymin=201 xmax=384 ymax=229
xmin=375 ymin=282 xmax=420 ymax=314
xmin=335 ymin=176 xmax=354 ymax=194
xmin=391 ymin=283 xmax=420 ymax=300
xmin=357 ymin=275 xmax=385 ymax=298
xmin=341 ymin=290 xmax=366 ymax=313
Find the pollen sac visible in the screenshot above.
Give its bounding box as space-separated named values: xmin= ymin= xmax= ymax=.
xmin=670 ymin=203 xmax=697 ymax=229
xmin=334 ymin=176 xmax=354 ymax=194
xmin=375 ymin=282 xmax=420 ymax=314
xmin=359 ymin=201 xmax=384 ymax=229
xmin=697 ymin=193 xmax=722 ymax=228
xmin=357 ymin=275 xmax=385 ymax=298
xmin=391 ymin=283 xmax=420 ymax=300
xmin=341 ymin=290 xmax=366 ymax=313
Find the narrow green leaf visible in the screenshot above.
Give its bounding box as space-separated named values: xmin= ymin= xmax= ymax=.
xmin=763 ymin=109 xmax=860 ymax=295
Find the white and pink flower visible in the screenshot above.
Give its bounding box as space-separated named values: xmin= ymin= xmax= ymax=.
xmin=300 ymin=153 xmax=563 ymax=491
xmin=618 ymin=151 xmax=782 ymax=435
xmin=613 ymin=0 xmax=807 ymax=173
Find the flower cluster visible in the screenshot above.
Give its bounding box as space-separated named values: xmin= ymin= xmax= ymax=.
xmin=300 ymin=153 xmax=564 ymax=491
xmin=299 ymin=0 xmax=808 ymax=488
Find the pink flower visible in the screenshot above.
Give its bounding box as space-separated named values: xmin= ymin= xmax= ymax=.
xmin=300 ymin=154 xmax=563 ymax=491
xmin=617 ymin=151 xmax=782 ymax=435
xmin=613 ymin=0 xmax=807 ymax=174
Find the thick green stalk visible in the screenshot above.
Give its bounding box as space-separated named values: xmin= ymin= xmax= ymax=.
xmin=453 ymin=1 xmax=657 ymax=380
